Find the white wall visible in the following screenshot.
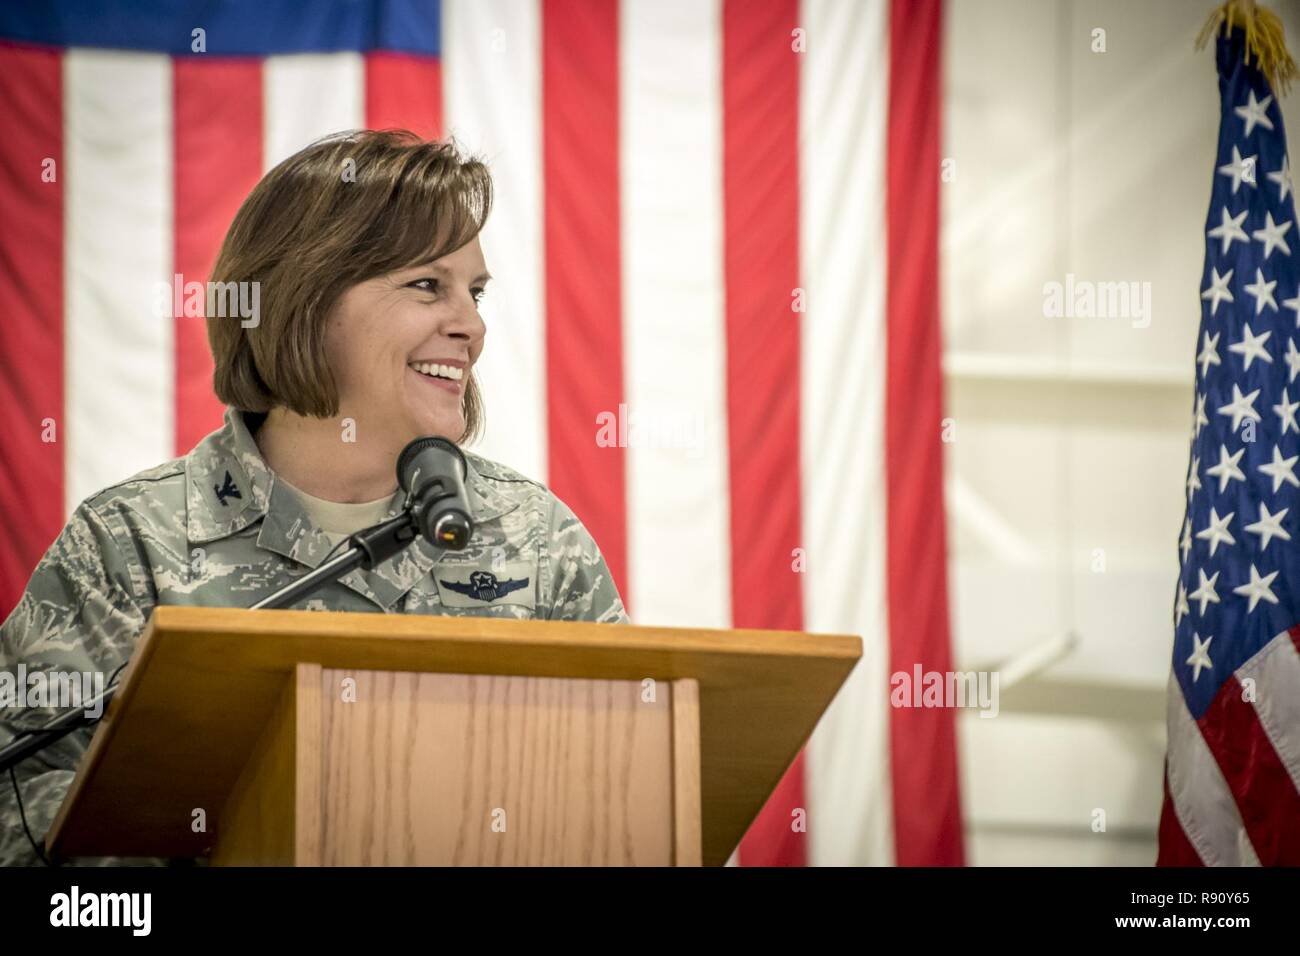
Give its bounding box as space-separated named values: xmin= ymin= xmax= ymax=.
xmin=943 ymin=0 xmax=1300 ymax=865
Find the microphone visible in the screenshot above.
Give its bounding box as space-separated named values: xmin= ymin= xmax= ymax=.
xmin=396 ymin=436 xmax=474 ymax=550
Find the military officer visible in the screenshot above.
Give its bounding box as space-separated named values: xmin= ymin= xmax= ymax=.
xmin=0 ymin=130 xmax=627 ymax=866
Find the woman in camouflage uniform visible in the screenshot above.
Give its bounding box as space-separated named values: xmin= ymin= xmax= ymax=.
xmin=0 ymin=130 xmax=628 ymax=866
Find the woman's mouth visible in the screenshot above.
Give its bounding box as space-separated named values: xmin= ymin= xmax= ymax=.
xmin=408 ymin=360 xmax=465 ymax=395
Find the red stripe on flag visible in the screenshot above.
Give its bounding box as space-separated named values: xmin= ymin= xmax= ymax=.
xmin=541 ymin=0 xmax=628 ymax=603
xmin=0 ymin=43 xmax=63 ymax=618
xmin=1155 ymin=761 xmax=1205 ymax=866
xmin=1198 ymin=675 xmax=1300 ymax=864
xmin=722 ymin=0 xmax=806 ymax=868
xmin=173 ymin=58 xmax=262 ymax=454
xmin=886 ymin=0 xmax=965 ymax=866
xmin=365 ymin=52 xmax=442 ymax=140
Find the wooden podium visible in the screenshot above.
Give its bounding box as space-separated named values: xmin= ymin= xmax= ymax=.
xmin=46 ymin=607 xmax=860 ymax=866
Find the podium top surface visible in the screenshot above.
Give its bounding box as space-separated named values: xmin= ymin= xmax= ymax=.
xmin=50 ymin=606 xmax=861 ymax=866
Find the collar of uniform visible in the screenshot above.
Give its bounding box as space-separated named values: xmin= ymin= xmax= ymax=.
xmin=187 ymin=408 xmax=521 ymax=542
xmin=185 ymin=408 xmax=523 ymax=609
xmin=186 ymin=407 xmax=275 ymax=544
xmin=460 ymin=451 xmax=521 ymax=524
xmin=253 ymin=459 xmax=521 ymax=611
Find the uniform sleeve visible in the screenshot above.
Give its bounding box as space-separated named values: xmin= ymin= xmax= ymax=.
xmin=542 ymin=496 xmax=630 ymax=624
xmin=0 ymin=502 xmax=149 ymax=866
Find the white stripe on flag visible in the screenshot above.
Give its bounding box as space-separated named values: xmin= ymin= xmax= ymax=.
xmin=799 ymin=0 xmax=895 ymax=866
xmin=263 ymin=53 xmax=365 ymax=171
xmin=621 ymin=0 xmax=731 ymax=628
xmin=442 ymin=0 xmax=547 ymax=480
xmin=1235 ymin=631 xmax=1300 ymax=791
xmin=1165 ymin=671 xmax=1261 ymax=866
xmin=64 ymin=50 xmax=173 ymax=510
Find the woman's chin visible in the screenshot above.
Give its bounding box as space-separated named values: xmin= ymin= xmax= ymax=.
xmin=407 ymin=409 xmax=464 ymax=442
xmin=402 ymin=371 xmax=466 ymax=440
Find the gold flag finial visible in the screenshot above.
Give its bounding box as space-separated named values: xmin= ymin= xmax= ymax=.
xmin=1198 ymin=0 xmax=1298 ymax=95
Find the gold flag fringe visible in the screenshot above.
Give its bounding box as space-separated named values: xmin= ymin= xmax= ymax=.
xmin=1198 ymin=0 xmax=1298 ymax=95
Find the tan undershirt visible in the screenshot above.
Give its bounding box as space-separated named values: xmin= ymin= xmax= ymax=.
xmin=278 ymin=477 xmax=400 ymax=547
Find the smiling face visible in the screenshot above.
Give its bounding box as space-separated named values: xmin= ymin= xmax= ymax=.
xmin=323 ymin=235 xmax=490 ymax=448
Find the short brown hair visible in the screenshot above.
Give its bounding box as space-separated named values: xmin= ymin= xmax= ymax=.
xmin=207 ymin=129 xmax=492 ymax=443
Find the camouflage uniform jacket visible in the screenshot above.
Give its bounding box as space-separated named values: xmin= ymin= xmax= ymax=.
xmin=0 ymin=407 xmax=628 ymax=866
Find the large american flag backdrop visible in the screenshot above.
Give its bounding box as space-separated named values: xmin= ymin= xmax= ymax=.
xmin=0 ymin=0 xmax=961 ymax=866
xmin=1159 ymin=26 xmax=1300 ymax=866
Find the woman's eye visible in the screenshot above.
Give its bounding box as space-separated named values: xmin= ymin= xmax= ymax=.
xmin=407 ymin=278 xmax=485 ymax=303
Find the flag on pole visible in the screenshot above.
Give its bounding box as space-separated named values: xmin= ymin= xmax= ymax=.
xmin=1160 ymin=2 xmax=1300 ymax=866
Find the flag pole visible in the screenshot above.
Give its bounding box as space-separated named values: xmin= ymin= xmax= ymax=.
xmin=1198 ymin=0 xmax=1298 ymax=94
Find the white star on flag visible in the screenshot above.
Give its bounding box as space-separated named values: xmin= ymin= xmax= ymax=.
xmin=1259 ymin=445 xmax=1300 ymax=492
xmin=1267 ymin=155 xmax=1294 ymax=202
xmin=1287 ymin=294 xmax=1300 ymax=326
xmin=1285 ymin=338 xmax=1300 ymax=382
xmin=1208 ymin=206 xmax=1249 ymax=254
xmin=1252 ymin=211 xmax=1293 ymax=259
xmin=1232 ymin=563 xmax=1280 ymax=612
xmin=1185 ymin=632 xmax=1215 ymax=682
xmin=1189 ymin=569 xmax=1221 ymax=615
xmin=1196 ymin=507 xmax=1237 ymax=556
xmin=1244 ymin=267 xmax=1279 ymax=314
xmin=1235 ymin=90 xmax=1275 ymax=135
xmin=1206 ymin=443 xmax=1247 ymax=492
xmin=1216 ymin=384 xmax=1262 ymax=432
xmin=1201 ymin=268 xmax=1235 ymax=315
xmin=1198 ymin=332 xmax=1222 ymax=377
xmin=1229 ymin=322 xmax=1273 ymax=368
xmin=1244 ymin=501 xmax=1291 ymax=550
xmin=1274 ymin=389 xmax=1300 ymax=435
xmin=1218 ymin=145 xmax=1259 ymax=193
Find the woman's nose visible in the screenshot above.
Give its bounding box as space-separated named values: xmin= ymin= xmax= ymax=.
xmin=442 ymin=292 xmax=485 ymax=340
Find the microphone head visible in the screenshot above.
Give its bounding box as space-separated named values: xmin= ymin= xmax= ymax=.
xmin=397 ymin=436 xmax=467 ymax=492
xmin=396 ymin=436 xmax=474 ymax=551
